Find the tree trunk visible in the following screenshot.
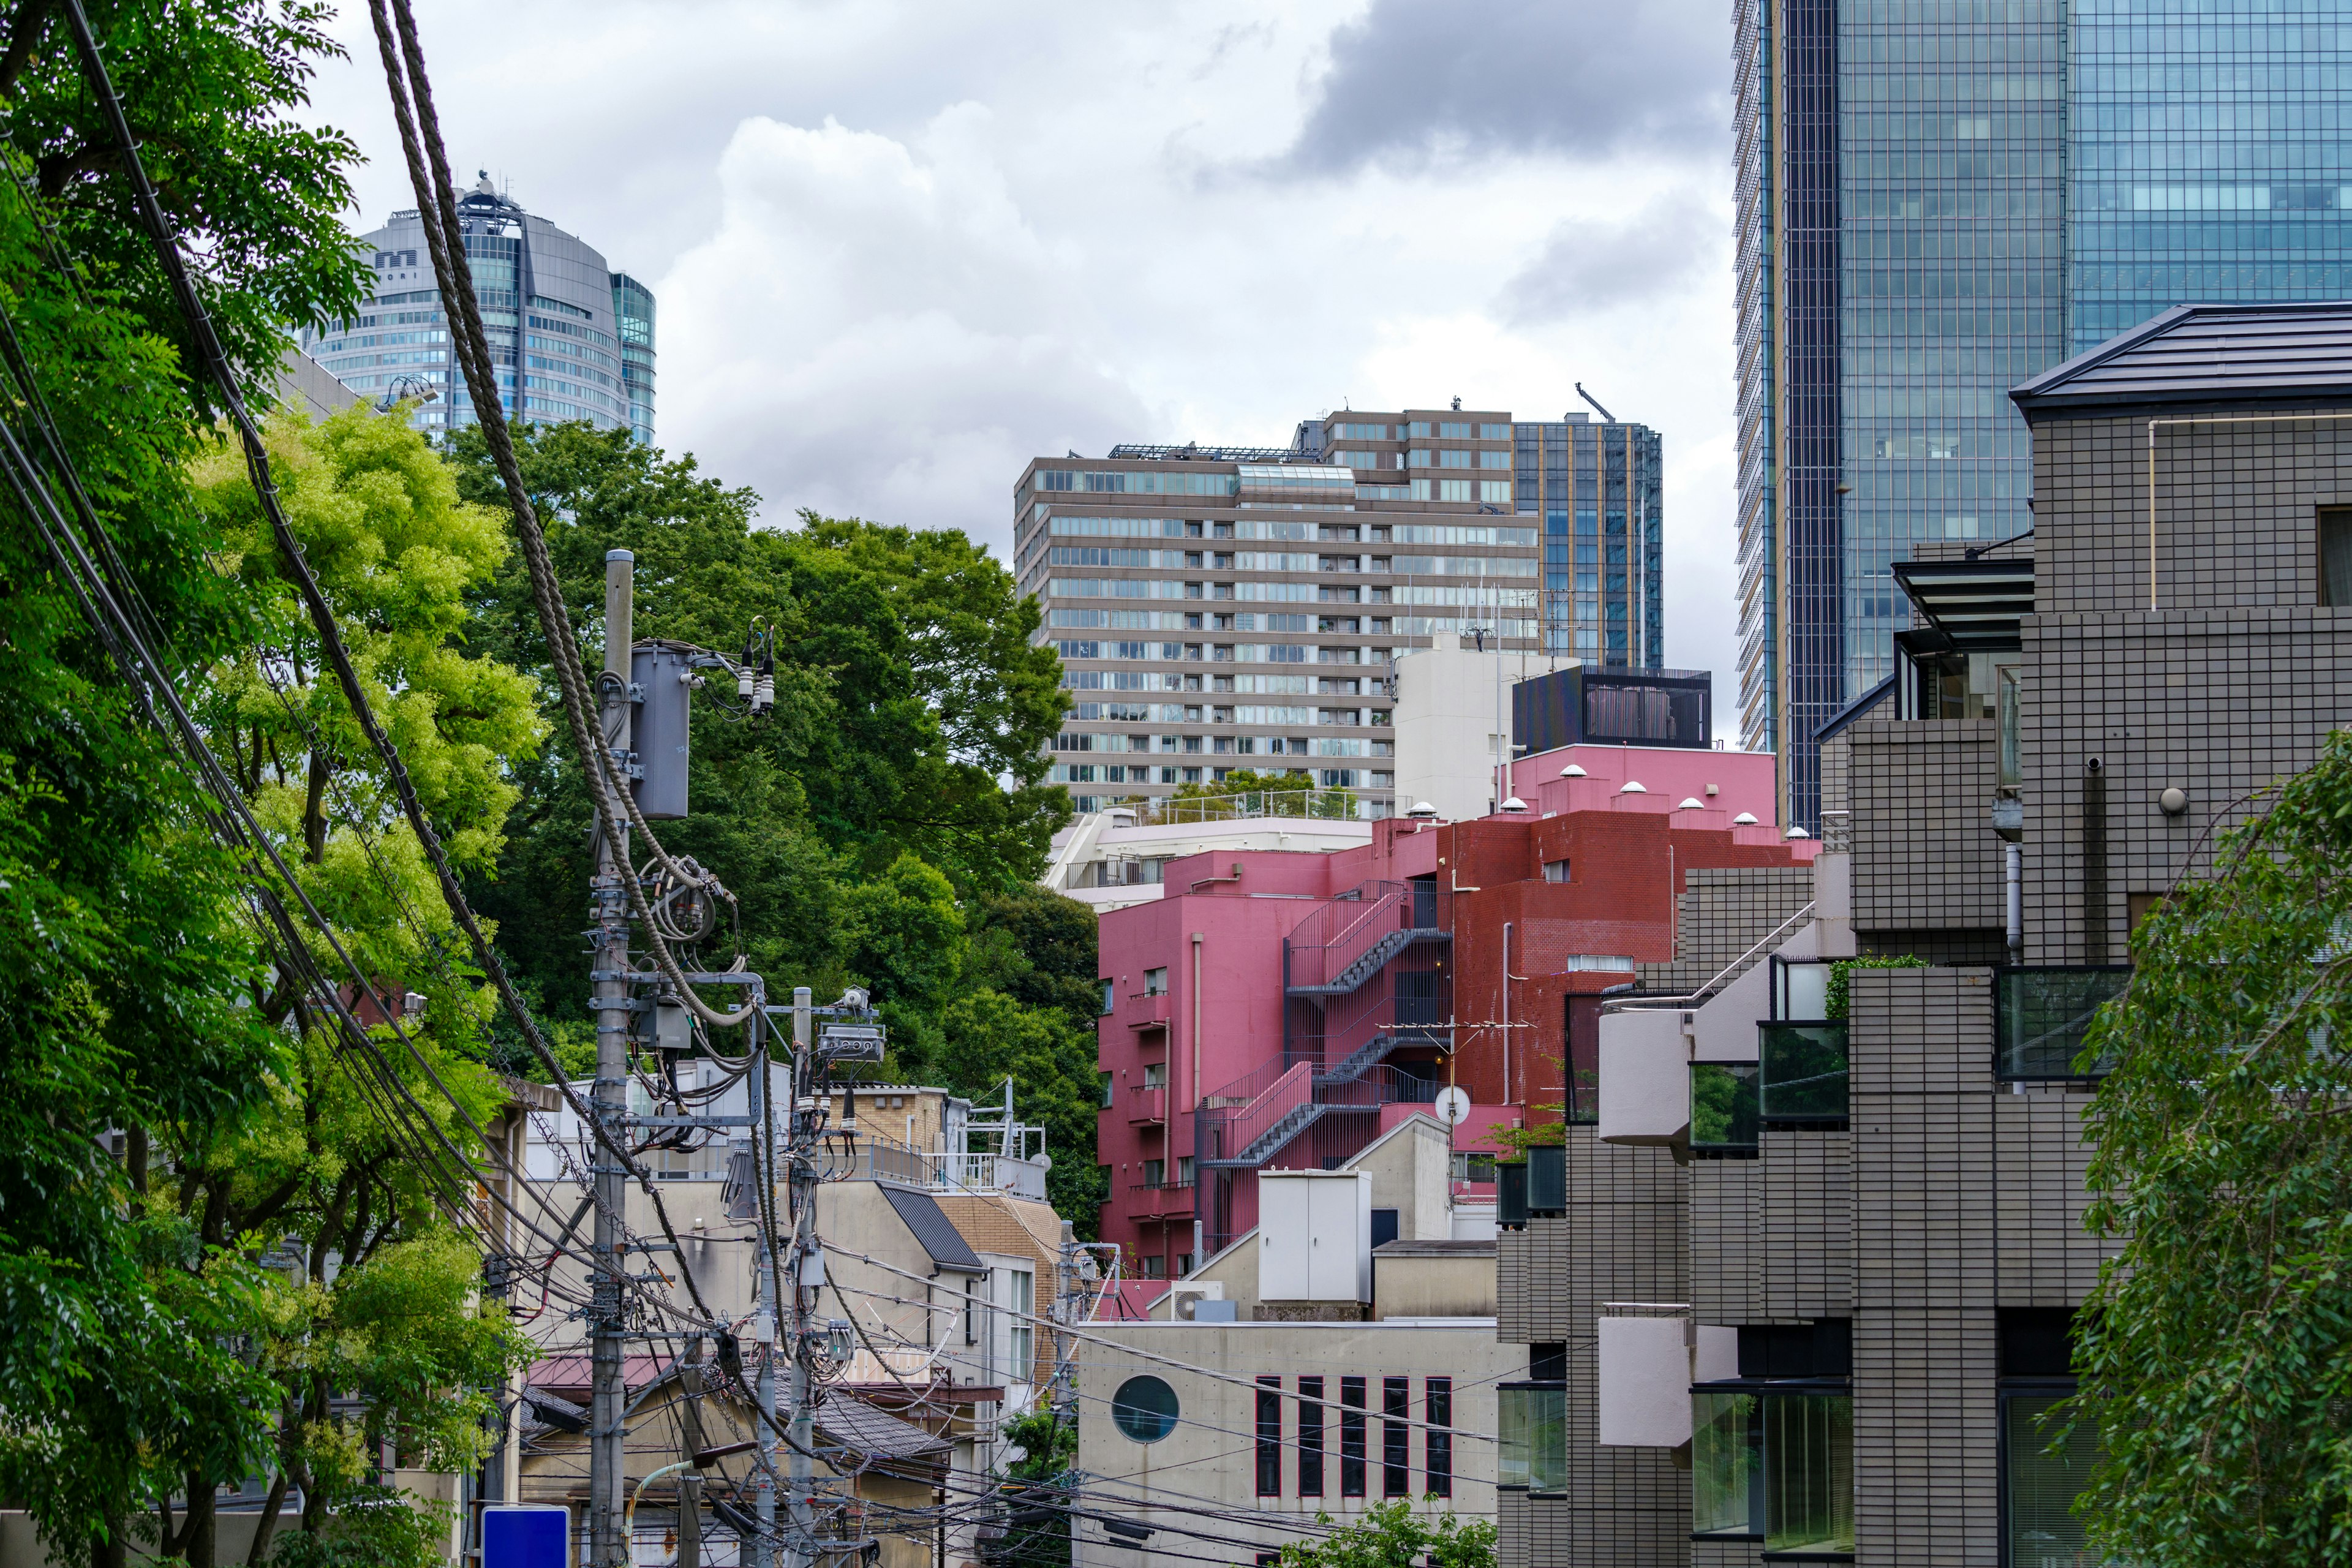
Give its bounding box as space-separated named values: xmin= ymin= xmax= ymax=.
xmin=244 ymin=1466 xmax=291 ymax=1566
xmin=90 ymin=1504 xmax=126 ymax=1568
xmin=127 ymin=1124 xmax=147 ymax=1196
xmin=181 ymin=1468 xmax=216 ymax=1568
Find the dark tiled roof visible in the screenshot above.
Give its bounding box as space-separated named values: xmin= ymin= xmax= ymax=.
xmin=2011 ymin=302 xmax=2352 ymax=415
xmin=880 ymin=1183 xmax=987 ymax=1275
xmin=817 ymin=1392 xmax=952 ymax=1461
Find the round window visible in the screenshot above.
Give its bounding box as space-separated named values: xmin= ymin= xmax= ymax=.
xmin=1111 ymin=1374 xmax=1180 ymax=1443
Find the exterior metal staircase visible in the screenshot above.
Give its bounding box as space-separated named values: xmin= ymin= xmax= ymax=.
xmin=1286 ymin=926 xmax=1446 ymax=998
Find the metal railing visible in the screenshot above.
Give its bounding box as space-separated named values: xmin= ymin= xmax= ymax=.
xmin=1602 ymin=901 xmax=1817 ymax=1014
xmin=1110 ymin=788 xmax=1363 ymax=826
xmin=847 ymin=1135 xmax=1051 ymax=1202
xmin=1286 ymin=879 xmax=1449 ymax=994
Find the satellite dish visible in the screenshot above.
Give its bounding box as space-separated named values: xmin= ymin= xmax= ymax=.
xmin=1431 ymin=1086 xmax=1472 ymax=1126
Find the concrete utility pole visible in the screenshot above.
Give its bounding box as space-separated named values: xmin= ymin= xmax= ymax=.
xmin=590 ymin=549 xmax=636 ymax=1566
xmin=787 ymin=986 xmax=818 ymax=1568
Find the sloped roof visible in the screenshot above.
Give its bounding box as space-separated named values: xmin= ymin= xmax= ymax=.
xmin=880 ymin=1183 xmax=987 ymax=1275
xmin=817 ymin=1392 xmax=952 ymax=1461
xmin=2011 ymin=302 xmax=2352 ymax=415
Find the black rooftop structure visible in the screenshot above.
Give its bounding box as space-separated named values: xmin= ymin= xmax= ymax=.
xmin=2011 ymin=301 xmax=2352 ymax=419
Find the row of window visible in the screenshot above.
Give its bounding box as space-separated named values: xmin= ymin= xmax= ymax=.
xmin=1326 ymin=449 xmax=1514 ymax=471
xmin=1329 ymin=420 xmax=1510 ymax=440
xmin=1045 ymin=548 xmax=1534 ymax=578
xmin=1256 ymin=1375 xmax=1452 ymax=1501
xmin=1028 ymin=516 xmax=1533 ymax=549
xmin=1055 ymin=764 xmax=1387 ymax=788
xmin=1056 ymin=718 xmax=1386 ymax=747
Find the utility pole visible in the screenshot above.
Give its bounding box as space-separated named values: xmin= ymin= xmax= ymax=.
xmin=750 ymin=1011 xmax=778 ymax=1567
xmin=590 ymin=549 xmax=636 ymax=1567
xmin=787 ymin=987 xmax=818 ymax=1568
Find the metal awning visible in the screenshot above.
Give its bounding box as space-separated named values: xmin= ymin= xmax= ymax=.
xmin=1890 ymin=559 xmax=2034 ymax=652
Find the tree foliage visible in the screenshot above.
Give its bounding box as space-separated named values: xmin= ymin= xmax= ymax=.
xmin=445 ymin=424 xmax=1106 ymax=1228
xmin=0 ymin=1 xmax=376 ymax=1554
xmin=2075 ymin=730 xmax=2352 ymax=1564
xmin=992 ymin=1405 xmax=1077 ymax=1568
xmin=1274 ymin=1500 xmax=1496 ymax=1568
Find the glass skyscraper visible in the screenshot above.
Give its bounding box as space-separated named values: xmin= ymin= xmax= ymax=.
xmin=301 ymin=175 xmax=653 ymax=442
xmin=1737 ymin=0 xmax=2352 ymax=829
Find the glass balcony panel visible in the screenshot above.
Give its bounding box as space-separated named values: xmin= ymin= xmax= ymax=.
xmin=1692 ymin=1062 xmax=1762 ymax=1154
xmin=1997 ymin=967 xmax=2132 ymax=1080
xmin=1497 ymin=1161 xmax=1528 ymax=1229
xmin=1763 ymin=1392 xmax=1853 ymax=1558
xmin=2005 ymin=1395 xmax=2108 ymax=1568
xmin=1758 ymin=1022 xmax=1849 ymax=1121
xmin=1693 ymin=1389 xmax=1763 ymax=1537
xmin=1498 ymin=1385 xmax=1566 ymax=1493
xmin=1527 ymin=1143 xmax=1566 ymax=1213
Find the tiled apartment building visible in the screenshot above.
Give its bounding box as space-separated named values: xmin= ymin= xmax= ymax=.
xmin=1017 ymin=405 xmax=1664 ymax=816
xmin=1494 ymin=302 xmax=2352 ymax=1566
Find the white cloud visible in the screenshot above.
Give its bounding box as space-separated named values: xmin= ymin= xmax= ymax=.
xmin=303 ymin=0 xmax=1746 ymax=705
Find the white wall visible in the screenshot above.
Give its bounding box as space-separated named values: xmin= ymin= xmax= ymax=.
xmin=1392 ymin=642 xmax=1570 ymax=821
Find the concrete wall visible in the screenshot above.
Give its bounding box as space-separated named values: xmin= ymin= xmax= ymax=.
xmin=1496 ymin=1129 xmax=1689 ymax=1567
xmin=1076 ymin=1321 xmax=1512 ymax=1560
xmin=1394 ymin=643 xmax=1560 ymax=820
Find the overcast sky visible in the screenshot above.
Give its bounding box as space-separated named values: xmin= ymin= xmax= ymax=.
xmin=308 ymin=0 xmax=1741 ymax=694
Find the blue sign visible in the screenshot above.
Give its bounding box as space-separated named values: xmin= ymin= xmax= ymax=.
xmin=483 ymin=1505 xmax=570 ymax=1568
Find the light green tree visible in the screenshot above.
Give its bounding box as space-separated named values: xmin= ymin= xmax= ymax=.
xmin=2074 ymin=729 xmax=2352 ymax=1564
xmin=1274 ymin=1499 xmax=1496 ymax=1568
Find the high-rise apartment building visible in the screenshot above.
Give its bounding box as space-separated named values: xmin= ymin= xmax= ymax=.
xmin=301 ymin=175 xmax=654 ymax=440
xmin=1736 ymin=0 xmax=2352 ymax=830
xmin=1019 ymin=405 xmax=1663 ymax=817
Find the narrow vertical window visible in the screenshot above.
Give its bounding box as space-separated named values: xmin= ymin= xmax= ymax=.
xmin=1256 ymin=1377 xmax=1283 ymax=1496
xmin=1426 ymin=1378 xmax=1453 ymax=1499
xmin=1382 ymin=1376 xmax=1411 ymax=1496
xmin=1341 ymin=1376 xmax=1367 ymax=1497
xmin=1298 ymin=1378 xmax=1325 ymax=1498
xmin=2326 ymin=508 xmax=2352 ymax=608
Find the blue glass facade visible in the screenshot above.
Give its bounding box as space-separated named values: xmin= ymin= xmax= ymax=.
xmin=2068 ymin=0 xmax=2352 ymax=355
xmin=303 ymin=179 xmax=650 ymax=442
xmin=1515 ymin=419 xmax=1664 ymax=668
xmin=1738 ymin=0 xmax=2352 ymax=829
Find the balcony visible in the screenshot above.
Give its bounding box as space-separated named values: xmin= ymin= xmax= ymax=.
xmin=1997 ymin=966 xmax=2131 ymax=1080
xmin=1127 ymin=1180 xmax=1195 ymax=1218
xmin=1692 ymin=1061 xmax=1762 ymax=1156
xmin=1127 ymin=1085 xmax=1167 ymax=1126
xmin=1498 ymin=1384 xmax=1566 ymax=1492
xmin=1758 ymin=1022 xmax=1847 ymax=1125
xmin=1124 ymin=992 xmax=1173 ymax=1031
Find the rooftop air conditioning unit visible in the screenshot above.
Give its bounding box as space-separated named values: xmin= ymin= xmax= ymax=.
xmin=1167 ymin=1282 xmax=1232 ymax=1322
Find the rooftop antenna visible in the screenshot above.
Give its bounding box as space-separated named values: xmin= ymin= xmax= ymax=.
xmin=1575 ymin=382 xmax=1617 ymax=423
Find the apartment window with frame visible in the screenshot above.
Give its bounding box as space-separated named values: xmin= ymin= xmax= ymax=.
xmin=1298 ymin=1377 xmax=1325 ymax=1497
xmin=1426 ymin=1378 xmax=1453 ymax=1499
xmin=1382 ymin=1376 xmax=1411 ymax=1496
xmin=1341 ymin=1376 xmax=1368 ymax=1497
xmin=1256 ymin=1377 xmax=1283 ymax=1496
xmin=2324 ymin=507 xmax=2352 ymax=607
xmin=1006 ymin=1270 xmax=1034 ymax=1379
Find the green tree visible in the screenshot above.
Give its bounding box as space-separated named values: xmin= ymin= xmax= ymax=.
xmin=965 ymin=882 xmax=1103 ymax=1031
xmin=0 ymin=1 xmax=375 ymax=1554
xmin=2073 ymin=730 xmax=2352 ymax=1565
xmin=992 ymin=1406 xmax=1077 ymax=1568
xmin=937 ymin=990 xmax=1108 ymax=1232
xmin=1275 ymin=1499 xmax=1496 ymax=1568
xmin=166 ymin=405 xmax=543 ymax=1562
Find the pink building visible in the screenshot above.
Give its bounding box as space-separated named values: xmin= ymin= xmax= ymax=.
xmin=1093 ymin=741 xmax=1807 ymax=1305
